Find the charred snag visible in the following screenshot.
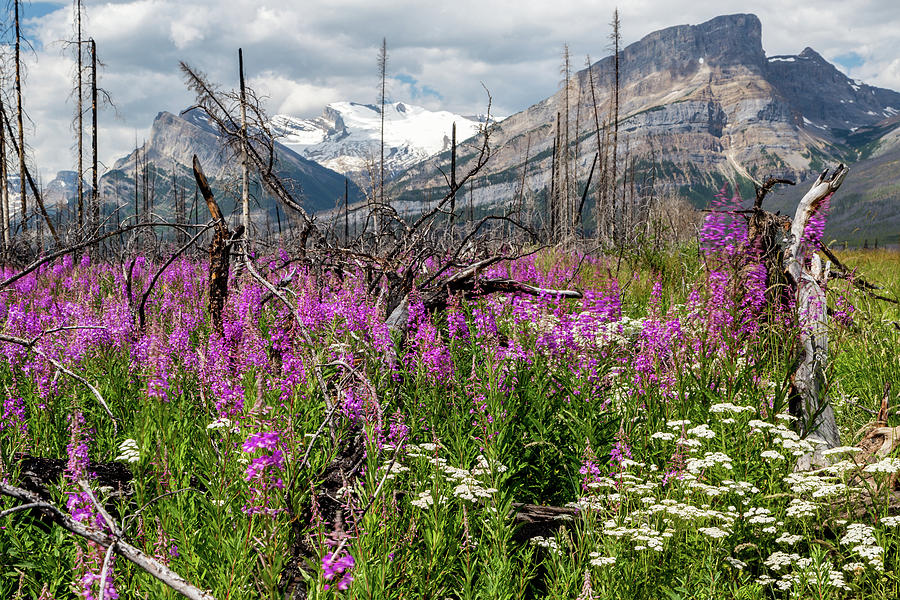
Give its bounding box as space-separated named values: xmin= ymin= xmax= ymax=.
xmin=192 ymin=155 xmax=243 ymax=335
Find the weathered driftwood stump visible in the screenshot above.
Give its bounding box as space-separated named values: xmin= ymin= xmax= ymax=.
xmin=782 ymin=166 xmax=847 ymax=470
xmin=744 ymin=167 xmax=848 ymax=470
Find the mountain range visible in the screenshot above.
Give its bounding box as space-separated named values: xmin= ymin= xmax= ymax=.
xmin=390 ymin=13 xmax=900 ymax=243
xmin=34 ymin=13 xmax=900 ymax=244
xmin=270 ymin=101 xmax=485 ymax=183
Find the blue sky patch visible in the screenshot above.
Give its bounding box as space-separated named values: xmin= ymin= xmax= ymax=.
xmin=2 ymin=2 xmax=65 ymax=49
xmin=394 ymin=73 xmax=444 ymax=102
xmin=833 ymin=51 xmax=865 ymax=71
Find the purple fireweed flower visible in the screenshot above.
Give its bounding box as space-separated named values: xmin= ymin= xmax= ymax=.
xmin=342 ymin=387 xmax=365 ymax=423
xmin=75 ymin=547 xmax=119 ymax=600
xmin=700 ymin=185 xmax=747 ymax=260
xmin=242 ymin=431 xmax=280 ymax=452
xmin=387 ymin=411 xmax=409 ymax=448
xmin=609 ymin=430 xmax=632 ymax=474
xmin=153 ymin=517 xmax=180 ymax=565
xmin=833 ymin=291 xmax=855 ymax=328
xmin=322 ymin=550 xmax=355 ymax=591
xmin=66 ymin=411 xmax=90 ymax=481
xmin=446 ymin=299 xmax=470 ymax=342
xmin=579 ymin=439 xmax=602 ymax=492
xmin=0 ymin=395 xmax=27 ymax=438
xmin=405 ymin=293 xmax=454 ymax=383
xmin=472 ymin=305 xmax=499 ymax=339
xmin=242 ymin=430 xmax=285 ymax=515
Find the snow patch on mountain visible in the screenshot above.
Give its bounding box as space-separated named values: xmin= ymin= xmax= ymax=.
xmin=270 ymin=101 xmax=483 ymax=180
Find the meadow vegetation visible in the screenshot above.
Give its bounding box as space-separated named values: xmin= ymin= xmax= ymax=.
xmin=1 ymin=193 xmax=899 ymax=599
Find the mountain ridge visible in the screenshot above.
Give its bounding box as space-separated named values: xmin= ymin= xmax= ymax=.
xmin=387 ymin=13 xmax=900 ymax=242
xmin=36 ymin=13 xmax=900 ymax=243
xmin=270 ymin=101 xmax=485 ymax=183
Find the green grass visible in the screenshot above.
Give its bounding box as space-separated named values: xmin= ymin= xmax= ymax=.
xmin=1 ymin=247 xmax=900 ymax=599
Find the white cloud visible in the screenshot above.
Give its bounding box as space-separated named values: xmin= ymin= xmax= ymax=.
xmin=251 ymin=74 xmax=344 ymax=116
xmin=9 ymin=0 xmax=900 ymax=179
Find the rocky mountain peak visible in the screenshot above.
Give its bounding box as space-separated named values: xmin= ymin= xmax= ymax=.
xmin=598 ymin=13 xmax=766 ymax=83
xmin=389 ymin=13 xmax=900 ymax=244
xmin=798 ymin=47 xmax=825 ymax=61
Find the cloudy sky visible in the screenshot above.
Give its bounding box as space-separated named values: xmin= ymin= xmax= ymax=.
xmin=4 ymin=0 xmax=900 ymax=179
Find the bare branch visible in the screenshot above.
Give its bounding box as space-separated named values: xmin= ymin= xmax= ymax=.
xmin=0 ymin=482 xmax=216 ymax=600
xmin=0 ymin=332 xmax=117 ymax=427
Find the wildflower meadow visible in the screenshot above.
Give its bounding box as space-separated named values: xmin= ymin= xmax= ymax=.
xmin=2 ymin=188 xmax=900 ymax=600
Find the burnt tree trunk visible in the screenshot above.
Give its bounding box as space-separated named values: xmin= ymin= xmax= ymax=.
xmin=90 ymin=38 xmax=99 ymax=230
xmin=0 ymin=93 xmax=9 ymax=252
xmin=192 ymin=155 xmax=241 ymax=335
xmin=15 ymin=0 xmax=27 ymax=233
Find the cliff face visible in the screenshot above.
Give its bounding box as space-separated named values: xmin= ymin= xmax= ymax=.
xmin=390 ymin=13 xmax=900 ymax=235
xmin=767 ymin=48 xmax=900 ymax=131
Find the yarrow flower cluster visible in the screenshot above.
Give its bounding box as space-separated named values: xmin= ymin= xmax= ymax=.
xmin=115 ymin=438 xmax=140 ymax=463
xmin=863 ymin=458 xmax=900 ymax=474
xmin=588 ymin=552 xmax=616 ymax=567
xmin=841 ymin=523 xmax=884 ymax=570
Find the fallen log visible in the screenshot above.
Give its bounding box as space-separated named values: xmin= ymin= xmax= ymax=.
xmin=385 ymin=256 xmax=583 ymax=336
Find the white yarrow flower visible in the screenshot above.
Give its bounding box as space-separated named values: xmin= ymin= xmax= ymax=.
xmin=206 ymin=417 xmax=233 ymax=430
xmin=698 ymin=526 xmax=729 ymax=539
xmin=411 ymin=490 xmax=437 ymax=509
xmin=115 ymin=438 xmax=140 ymax=463
xmin=864 ymin=458 xmax=900 ymax=474
xmin=686 ymin=424 xmax=716 ymax=439
xmin=589 ymin=553 xmax=616 ymax=567
xmin=880 ymin=516 xmax=900 ymax=527
xmin=821 ymin=446 xmax=862 ymax=456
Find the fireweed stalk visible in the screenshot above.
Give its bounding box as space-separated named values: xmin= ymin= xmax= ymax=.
xmin=65 ymin=409 xmax=120 ymax=600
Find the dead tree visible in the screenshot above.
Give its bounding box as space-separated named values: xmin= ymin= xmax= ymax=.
xmin=1 ymin=92 xmax=9 ymax=252
xmin=14 ymin=0 xmax=27 ymax=232
xmin=585 ymin=54 xmax=607 ymax=243
xmin=74 ymin=0 xmax=85 ymax=227
xmin=377 ymin=37 xmax=388 ymax=243
xmin=743 ymin=166 xmax=848 ymax=469
xmin=560 ymin=44 xmax=573 ymax=239
xmin=449 ymin=121 xmax=457 ymax=228
xmin=609 ymin=9 xmax=621 ymax=245
xmin=238 ymin=48 xmax=250 ymax=257
xmin=783 ymin=166 xmax=848 ymax=469
xmin=180 ymin=62 xmax=316 ymax=250
xmin=1 ymin=103 xmax=61 ymax=245
xmin=192 ymin=155 xmax=242 ymax=335
xmin=90 ymin=38 xmax=99 ymax=229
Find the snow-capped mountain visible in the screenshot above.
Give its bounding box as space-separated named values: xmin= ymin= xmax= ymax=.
xmin=270 ymin=101 xmax=484 ymax=181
